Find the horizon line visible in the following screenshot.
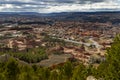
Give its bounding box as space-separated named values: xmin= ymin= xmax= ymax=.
xmin=0 ymin=11 xmax=120 ymax=14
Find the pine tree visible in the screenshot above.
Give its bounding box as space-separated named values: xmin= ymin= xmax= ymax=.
xmin=4 ymin=58 xmax=20 ymax=80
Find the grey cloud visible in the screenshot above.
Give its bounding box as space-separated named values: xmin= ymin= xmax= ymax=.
xmin=40 ymin=0 xmax=107 ymax=4
xmin=42 ymin=0 xmax=75 ymax=3
xmin=81 ymin=0 xmax=106 ymax=3
xmin=0 ymin=0 xmax=108 ymax=7
xmin=0 ymin=1 xmax=44 ymax=5
xmin=0 ymin=0 xmax=119 ymax=13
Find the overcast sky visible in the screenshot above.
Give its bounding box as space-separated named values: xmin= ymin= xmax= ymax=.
xmin=0 ymin=0 xmax=120 ymax=13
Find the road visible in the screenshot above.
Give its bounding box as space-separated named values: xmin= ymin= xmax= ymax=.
xmin=56 ymin=37 xmax=102 ymax=53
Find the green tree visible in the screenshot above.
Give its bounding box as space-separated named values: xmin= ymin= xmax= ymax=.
xmin=62 ymin=61 xmax=73 ymax=80
xmin=18 ymin=65 xmax=39 ymax=80
xmin=49 ymin=70 xmax=58 ymax=80
xmin=72 ymin=63 xmax=87 ymax=80
xmin=4 ymin=58 xmax=20 ymax=80
xmin=97 ymin=35 xmax=120 ymax=80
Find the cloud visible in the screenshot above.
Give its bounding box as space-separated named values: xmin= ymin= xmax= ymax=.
xmin=41 ymin=1 xmax=120 ymax=13
xmin=39 ymin=0 xmax=107 ymax=4
xmin=0 ymin=0 xmax=119 ymax=13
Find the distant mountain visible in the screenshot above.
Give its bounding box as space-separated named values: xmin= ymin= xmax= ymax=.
xmin=0 ymin=11 xmax=120 ymax=16
xmin=45 ymin=11 xmax=120 ymax=23
xmin=46 ymin=11 xmax=120 ymax=16
xmin=0 ymin=11 xmax=120 ymax=24
xmin=0 ymin=12 xmax=41 ymax=16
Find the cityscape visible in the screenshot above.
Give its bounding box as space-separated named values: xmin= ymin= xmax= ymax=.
xmin=0 ymin=0 xmax=120 ymax=80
